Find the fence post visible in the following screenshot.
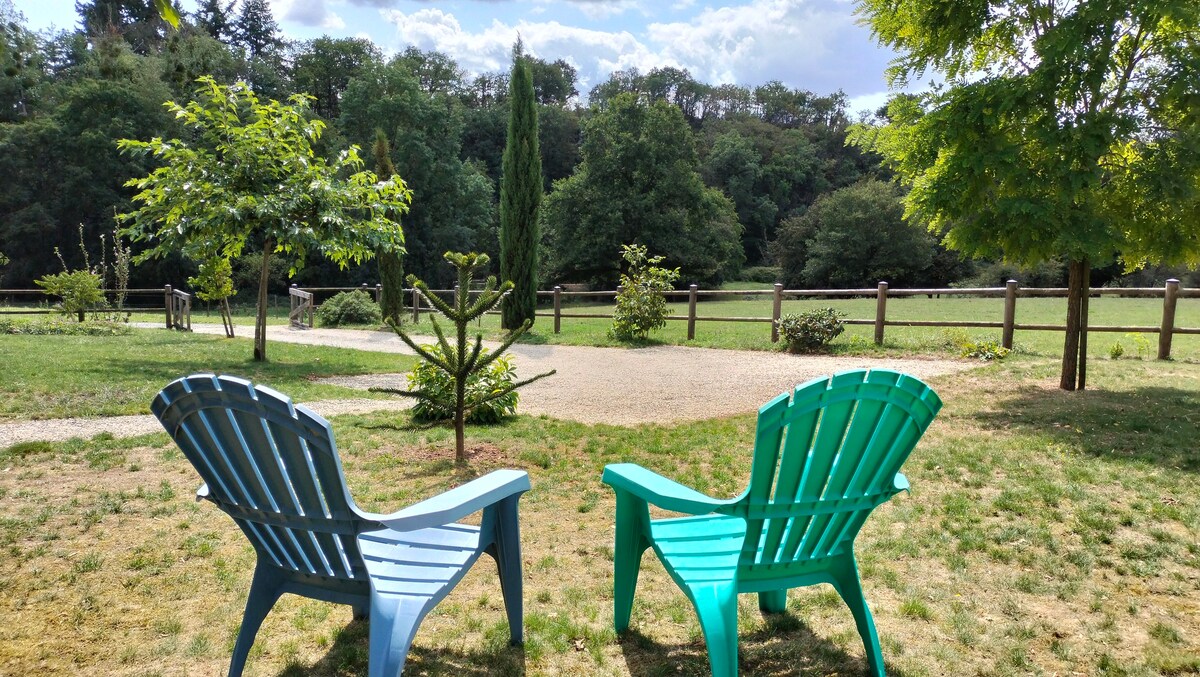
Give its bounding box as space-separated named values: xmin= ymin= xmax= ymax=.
xmin=411 ymin=288 xmax=420 ymax=323
xmin=687 ymin=284 xmax=698 ymax=340
xmin=1158 ymin=278 xmax=1180 ymax=360
xmin=375 ymin=283 xmax=382 ymax=304
xmin=771 ymin=283 xmax=783 ymax=343
xmin=553 ymin=286 xmax=562 ymax=334
xmin=164 ymin=285 xmax=172 ymax=329
xmin=874 ymin=281 xmax=888 ymax=345
xmin=1002 ymin=279 xmax=1018 ymax=349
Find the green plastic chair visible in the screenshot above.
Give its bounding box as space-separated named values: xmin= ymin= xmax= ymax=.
xmin=602 ymin=369 xmax=942 ymax=676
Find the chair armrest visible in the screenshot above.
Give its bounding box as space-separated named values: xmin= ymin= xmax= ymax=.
xmin=364 ymin=469 xmax=531 ymax=533
xmin=196 ymin=483 xmax=210 ymax=503
xmin=602 ymin=463 xmax=730 ymax=515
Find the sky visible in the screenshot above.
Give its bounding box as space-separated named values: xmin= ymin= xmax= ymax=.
xmin=16 ymin=0 xmax=900 ymax=113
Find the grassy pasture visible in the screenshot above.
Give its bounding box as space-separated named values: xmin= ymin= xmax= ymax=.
xmin=0 ymin=357 xmax=1197 ymax=675
xmin=0 ymin=331 xmax=415 ymax=421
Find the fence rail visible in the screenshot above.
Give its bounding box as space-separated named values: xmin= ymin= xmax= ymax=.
xmin=5 ymin=279 xmax=1194 ymax=359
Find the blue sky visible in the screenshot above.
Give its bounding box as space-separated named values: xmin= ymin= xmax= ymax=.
xmin=17 ymin=0 xmax=898 ymax=112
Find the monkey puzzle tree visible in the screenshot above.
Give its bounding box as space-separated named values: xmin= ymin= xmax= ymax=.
xmin=374 ymin=252 xmax=554 ymax=464
xmin=118 ymin=77 xmax=411 ymax=361
xmin=853 ymin=1 xmax=1200 ymax=390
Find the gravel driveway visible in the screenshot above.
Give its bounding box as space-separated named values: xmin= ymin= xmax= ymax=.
xmin=0 ymin=324 xmax=977 ymax=445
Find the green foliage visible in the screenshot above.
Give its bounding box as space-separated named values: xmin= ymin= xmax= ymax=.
xmin=959 ymin=340 xmax=1011 ymax=361
xmin=35 ymin=269 xmax=105 ymax=321
xmin=0 ymin=317 xmax=132 ymax=335
xmin=500 ymin=46 xmax=543 ymax=331
xmin=188 ymin=258 xmax=235 ymax=304
xmin=738 ymin=266 xmax=781 ymax=284
xmin=541 ymin=93 xmax=742 ymax=287
xmin=777 ymin=308 xmax=845 ymax=353
xmin=372 ymin=128 xmax=406 ymax=325
xmin=1108 ymin=342 xmax=1124 ymax=360
xmin=609 ymin=244 xmax=680 ymax=341
xmin=408 ymin=345 xmax=519 ymax=424
xmin=373 ymin=252 xmax=554 ymax=463
xmin=117 ymin=77 xmax=412 ymax=361
xmin=316 ymin=290 xmax=382 ymax=327
xmin=775 ymin=180 xmax=933 ymax=288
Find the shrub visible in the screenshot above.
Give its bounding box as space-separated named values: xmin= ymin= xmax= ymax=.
xmin=738 ymin=266 xmax=781 ymax=284
xmin=960 ymin=340 xmax=1011 ymax=360
xmin=610 ymin=244 xmax=680 ymax=341
xmin=778 ymin=308 xmax=845 ymax=353
xmin=0 ymin=318 xmax=132 ymax=336
xmin=407 ymin=345 xmax=519 ymax=424
xmin=1108 ymin=341 xmax=1125 ymax=359
xmin=35 ymin=269 xmax=106 ymax=322
xmin=316 ymin=290 xmax=382 ymax=327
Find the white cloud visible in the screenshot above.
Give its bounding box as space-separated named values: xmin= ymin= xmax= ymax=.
xmin=380 ymin=0 xmax=895 ymax=98
xmin=572 ymin=0 xmax=641 ymax=21
xmin=276 ymin=0 xmax=346 ymax=29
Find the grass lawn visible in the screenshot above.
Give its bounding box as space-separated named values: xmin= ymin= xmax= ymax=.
xmin=0 ymin=330 xmax=415 ymax=421
xmin=0 ymin=356 xmax=1197 ymax=675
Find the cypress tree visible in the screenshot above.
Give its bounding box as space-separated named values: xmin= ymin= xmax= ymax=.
xmin=373 ymin=128 xmax=405 ymax=325
xmin=499 ymin=41 xmax=542 ymax=330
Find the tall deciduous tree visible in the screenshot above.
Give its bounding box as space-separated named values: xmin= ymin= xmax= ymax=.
xmin=854 ymin=1 xmax=1200 ymax=390
xmin=373 ymin=127 xmax=406 ymax=325
xmin=499 ymin=45 xmax=542 ymax=330
xmin=541 ymin=93 xmax=742 ymax=287
xmin=118 ymin=77 xmax=412 ymax=361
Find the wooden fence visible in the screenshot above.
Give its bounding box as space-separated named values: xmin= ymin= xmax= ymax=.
xmin=0 ymin=286 xmax=192 ymax=330
xmin=290 ymin=279 xmax=1196 ymax=360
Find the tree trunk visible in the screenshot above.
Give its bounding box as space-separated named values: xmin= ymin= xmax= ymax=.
xmin=253 ymin=242 xmax=272 ymax=362
xmin=1059 ymin=258 xmax=1088 ymax=390
xmin=454 ymin=377 xmax=466 ymax=464
xmin=221 ymin=298 xmax=236 ymax=338
xmin=1077 ymin=266 xmax=1090 ymax=391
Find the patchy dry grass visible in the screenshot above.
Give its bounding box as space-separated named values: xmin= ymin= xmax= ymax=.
xmin=1 ymin=358 xmax=1198 ymax=675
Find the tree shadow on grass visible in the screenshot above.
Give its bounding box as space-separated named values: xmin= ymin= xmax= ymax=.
xmin=973 ymin=384 xmax=1200 ymax=472
xmin=620 ymin=611 xmax=900 ymax=677
xmin=276 ymin=617 xmax=526 ymax=676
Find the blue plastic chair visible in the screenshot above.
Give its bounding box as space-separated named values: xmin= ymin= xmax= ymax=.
xmin=152 ymin=373 xmax=530 ymax=677
xmin=603 ymin=370 xmax=942 ymax=676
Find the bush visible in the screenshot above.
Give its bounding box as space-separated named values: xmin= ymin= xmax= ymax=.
xmin=610 ymin=244 xmax=680 ymax=341
xmin=35 ymin=269 xmax=106 ymax=322
xmin=1108 ymin=341 xmax=1125 ymax=359
xmin=960 ymin=340 xmax=1011 ymax=360
xmin=316 ymin=290 xmax=382 ymax=327
xmin=407 ymin=344 xmax=519 ymax=424
xmin=739 ymin=266 xmax=781 ymax=284
xmin=778 ymin=308 xmax=845 ymax=353
xmin=0 ymin=318 xmax=132 ymax=335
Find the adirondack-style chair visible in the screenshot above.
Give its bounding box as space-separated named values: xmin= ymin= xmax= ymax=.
xmin=152 ymin=374 xmax=530 ymax=677
xmin=602 ymin=369 xmax=942 ymax=677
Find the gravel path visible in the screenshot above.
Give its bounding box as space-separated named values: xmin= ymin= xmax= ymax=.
xmin=1 ymin=324 xmax=977 ymax=445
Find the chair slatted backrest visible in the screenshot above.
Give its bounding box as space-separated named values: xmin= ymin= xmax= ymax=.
xmin=723 ymin=370 xmax=941 ymax=580
xmin=153 ymin=374 xmax=369 ymax=581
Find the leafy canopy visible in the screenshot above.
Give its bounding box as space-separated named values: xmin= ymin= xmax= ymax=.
xmin=117 ymin=76 xmax=411 ymax=274
xmin=851 ymin=0 xmax=1200 ymax=269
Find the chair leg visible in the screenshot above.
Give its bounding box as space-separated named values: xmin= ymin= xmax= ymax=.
xmin=690 ymin=583 xmax=740 ymax=677
xmin=758 ymin=589 xmax=787 ymax=614
xmin=613 ymin=491 xmax=649 ymax=633
xmin=368 ymin=594 xmax=425 ymax=677
xmin=228 ymin=563 xmax=285 ymax=677
xmin=492 ymin=495 xmax=525 ymax=646
xmin=829 ymin=561 xmax=885 ymax=677
xmin=351 ymin=599 xmax=369 ymax=620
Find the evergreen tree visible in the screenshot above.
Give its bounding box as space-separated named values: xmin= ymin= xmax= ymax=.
xmin=231 ymin=0 xmax=280 ymax=58
xmin=499 ymin=43 xmax=542 ymax=330
xmin=76 ymin=0 xmax=171 ymax=55
xmin=193 ymin=0 xmax=233 ymax=42
xmin=374 ymin=128 xmax=405 ymax=325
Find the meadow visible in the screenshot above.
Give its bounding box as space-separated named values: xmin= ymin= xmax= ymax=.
xmin=0 ymin=335 xmax=1197 ymax=675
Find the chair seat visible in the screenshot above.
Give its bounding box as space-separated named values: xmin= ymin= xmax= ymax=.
xmin=650 ymin=515 xmax=746 ymax=588
xmin=360 ymin=524 xmax=484 ymax=599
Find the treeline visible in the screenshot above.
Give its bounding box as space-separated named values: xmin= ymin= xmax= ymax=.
xmin=7 ymin=0 xmax=1178 ymax=297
